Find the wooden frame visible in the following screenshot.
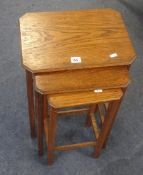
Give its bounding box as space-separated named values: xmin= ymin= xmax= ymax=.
xmin=41 ymin=88 xmax=123 ymax=165
xmin=26 ymin=70 xmax=36 ymax=138
xmin=93 ymin=99 xmax=121 ymax=157
xmin=20 ymin=9 xmax=136 ymax=144
xmin=44 ymin=100 xmax=121 ymax=165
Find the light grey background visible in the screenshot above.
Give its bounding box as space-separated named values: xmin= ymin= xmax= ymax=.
xmin=0 ymin=0 xmax=143 ymax=175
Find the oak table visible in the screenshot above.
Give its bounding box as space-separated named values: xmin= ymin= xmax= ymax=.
xmin=19 ymin=9 xmax=136 ymax=144
xmin=35 ymin=67 xmax=130 ymax=156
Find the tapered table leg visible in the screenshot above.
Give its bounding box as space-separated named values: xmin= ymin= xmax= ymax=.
xmin=102 ymin=88 xmax=127 ymax=149
xmin=26 ymin=70 xmax=36 ymax=138
xmin=36 ymin=92 xmax=42 ymax=156
xmin=47 ymin=107 xmax=57 ymax=165
xmin=93 ymin=99 xmax=122 ymax=158
xmin=85 ymin=105 xmax=97 ymax=127
xmin=36 ymin=93 xmax=47 ymax=156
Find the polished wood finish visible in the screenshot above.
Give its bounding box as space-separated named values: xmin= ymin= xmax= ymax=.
xmin=93 ymin=100 xmax=122 ymax=157
xmin=91 ymin=114 xmax=100 ymax=139
xmin=26 ymin=70 xmax=36 ymax=138
xmin=57 ymin=108 xmax=89 ymax=116
xmin=55 ymin=141 xmax=96 ymax=151
xmin=43 ymin=88 xmax=123 ymax=164
xmin=35 ymin=66 xmax=129 ymax=156
xmin=19 ymin=9 xmax=136 ymax=162
xmin=98 ymin=104 xmax=105 ymax=124
xmin=90 ymin=113 xmax=100 ymax=139
xmin=36 ymin=92 xmax=44 ymax=156
xmin=35 ymin=67 xmax=130 ymax=94
xmin=47 ymin=107 xmax=57 ymax=165
xmin=20 ymin=9 xmax=136 ymax=73
xmin=102 ymin=88 xmax=127 ymax=149
xmin=44 ymin=118 xmax=48 ymax=152
xmin=48 ymin=89 xmax=123 ymax=108
xmin=85 ymin=105 xmax=97 ymax=127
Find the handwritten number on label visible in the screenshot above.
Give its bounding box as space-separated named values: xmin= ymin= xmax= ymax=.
xmin=71 ymin=57 xmax=81 ymax=63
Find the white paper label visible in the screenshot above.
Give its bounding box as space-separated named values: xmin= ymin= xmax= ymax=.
xmin=110 ymin=53 xmax=118 ymax=58
xmin=71 ymin=57 xmax=81 ymax=63
xmin=94 ymin=89 xmax=103 ymax=93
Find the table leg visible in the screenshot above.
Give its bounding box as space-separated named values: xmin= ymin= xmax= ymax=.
xmin=48 ymin=107 xmax=57 ymax=165
xmin=85 ymin=105 xmax=97 ymax=127
xmin=102 ymin=88 xmax=127 ymax=149
xmin=36 ymin=92 xmax=47 ymax=156
xmin=93 ymin=99 xmax=122 ymax=158
xmin=37 ymin=92 xmax=43 ymax=156
xmin=26 ymin=70 xmax=36 ymax=138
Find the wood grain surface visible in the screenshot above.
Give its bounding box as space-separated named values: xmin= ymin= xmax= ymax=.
xmin=19 ymin=9 xmax=136 ymax=73
xmin=48 ymin=88 xmax=123 ymax=108
xmin=35 ymin=66 xmax=130 ymax=94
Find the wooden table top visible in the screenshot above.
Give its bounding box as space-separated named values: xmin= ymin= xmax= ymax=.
xmin=48 ymin=88 xmax=123 ymax=108
xmin=19 ymin=8 xmax=136 ymax=73
xmin=35 ymin=66 xmax=130 ymax=94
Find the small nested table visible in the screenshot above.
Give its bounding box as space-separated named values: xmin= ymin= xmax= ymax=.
xmin=19 ymin=8 xmax=136 ymax=152
xmin=35 ymin=67 xmax=130 ymax=156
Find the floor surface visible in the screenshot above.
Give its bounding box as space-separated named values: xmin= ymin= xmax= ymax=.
xmin=0 ymin=0 xmax=143 ymax=175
